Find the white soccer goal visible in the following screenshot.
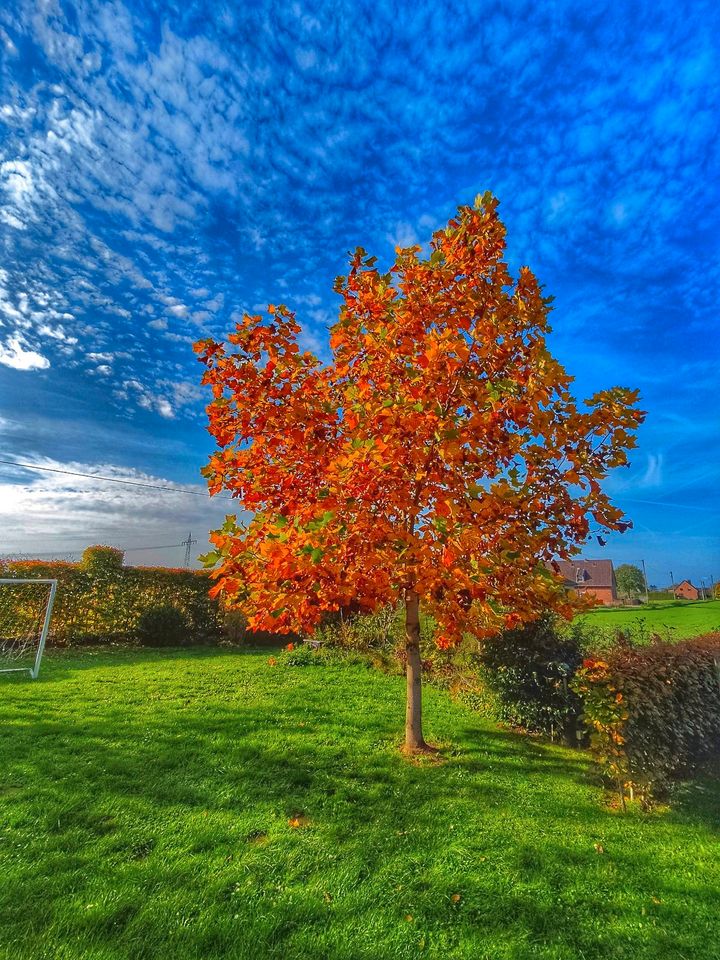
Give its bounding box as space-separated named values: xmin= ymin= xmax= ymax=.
xmin=0 ymin=579 xmax=57 ymax=679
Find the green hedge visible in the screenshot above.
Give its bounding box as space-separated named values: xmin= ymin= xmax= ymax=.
xmin=477 ymin=614 xmax=584 ymax=742
xmin=573 ymin=634 xmax=720 ymax=800
xmin=0 ymin=548 xmax=222 ymax=646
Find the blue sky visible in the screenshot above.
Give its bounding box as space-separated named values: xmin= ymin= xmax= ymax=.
xmin=0 ymin=1 xmax=718 ymax=586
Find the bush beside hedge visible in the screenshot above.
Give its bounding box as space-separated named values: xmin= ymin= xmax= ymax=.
xmin=476 ymin=614 xmax=585 ymax=742
xmin=572 ymin=634 xmax=720 ymax=800
xmin=136 ymin=605 xmax=190 ymax=647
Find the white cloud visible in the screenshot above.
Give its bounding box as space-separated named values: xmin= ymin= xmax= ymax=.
xmin=639 ymin=453 xmax=664 ymax=489
xmin=387 ymin=222 xmax=418 ymax=249
xmin=0 ymin=27 xmax=18 ymax=56
xmin=116 ymin=379 xmax=181 ymax=419
xmin=296 ymin=48 xmax=317 ymax=70
xmin=162 ymin=380 xmax=202 ymax=409
xmin=0 ymin=335 xmax=50 ymax=371
xmin=37 ymin=323 xmax=77 ymax=342
xmin=202 ymin=293 xmax=224 ymax=312
xmin=0 ymin=455 xmax=235 ymax=567
xmin=0 ymin=209 xmax=25 ymax=230
xmin=0 ymin=159 xmax=34 ymax=204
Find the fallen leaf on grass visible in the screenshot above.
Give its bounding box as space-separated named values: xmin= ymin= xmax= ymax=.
xmin=288 ymin=814 xmax=311 ymax=829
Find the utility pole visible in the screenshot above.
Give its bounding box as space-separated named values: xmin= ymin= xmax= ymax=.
xmin=669 ymin=570 xmax=675 ymax=599
xmin=182 ymin=532 xmax=197 ymax=569
xmin=641 ymin=559 xmax=650 ymax=605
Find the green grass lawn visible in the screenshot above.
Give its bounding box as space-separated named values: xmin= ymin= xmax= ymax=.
xmin=1 ymin=648 xmax=718 ymax=960
xmin=576 ymin=599 xmax=720 ymax=645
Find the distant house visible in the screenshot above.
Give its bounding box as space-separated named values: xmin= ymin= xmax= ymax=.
xmin=673 ymin=579 xmax=701 ymax=601
xmin=554 ymin=559 xmax=617 ymax=606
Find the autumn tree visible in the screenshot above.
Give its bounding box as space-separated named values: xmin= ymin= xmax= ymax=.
xmin=195 ymin=195 xmax=644 ymax=752
xmin=615 ymin=563 xmax=646 ymax=600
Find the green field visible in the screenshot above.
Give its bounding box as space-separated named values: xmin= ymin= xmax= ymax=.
xmin=1 ymin=648 xmax=718 ymax=960
xmin=577 ymin=599 xmax=720 ymax=645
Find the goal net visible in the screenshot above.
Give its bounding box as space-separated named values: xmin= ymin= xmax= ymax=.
xmin=0 ymin=579 xmax=57 ymax=679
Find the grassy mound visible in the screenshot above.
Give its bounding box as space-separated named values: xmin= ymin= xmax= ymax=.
xmin=1 ymin=648 xmax=718 ymax=959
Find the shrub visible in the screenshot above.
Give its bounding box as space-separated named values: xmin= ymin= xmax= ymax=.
xmin=81 ymin=545 xmax=125 ymax=575
xmin=223 ymin=609 xmax=249 ymax=644
xmin=136 ymin=605 xmax=189 ymax=647
xmin=428 ymin=648 xmax=496 ymax=715
xmin=278 ymin=643 xmax=325 ymax=667
xmin=314 ymin=604 xmax=403 ymax=652
xmin=572 ymin=633 xmax=720 ymax=801
xmin=477 ymin=614 xmax=584 ymax=741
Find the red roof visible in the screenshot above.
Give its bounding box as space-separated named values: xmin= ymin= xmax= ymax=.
xmin=554 ymin=559 xmax=615 ymax=589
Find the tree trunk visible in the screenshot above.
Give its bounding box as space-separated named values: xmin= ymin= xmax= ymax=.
xmin=404 ymin=590 xmax=429 ymax=752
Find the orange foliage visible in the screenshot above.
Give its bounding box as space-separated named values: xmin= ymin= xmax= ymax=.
xmin=195 ymin=195 xmax=643 ymax=646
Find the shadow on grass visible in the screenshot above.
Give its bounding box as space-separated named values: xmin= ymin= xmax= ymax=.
xmin=5 ymin=649 xmax=718 ymax=832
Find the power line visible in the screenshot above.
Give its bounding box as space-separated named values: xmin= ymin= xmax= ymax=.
xmin=2 ymin=540 xmax=208 ymax=557
xmin=1 ymin=542 xmax=192 ymax=559
xmin=125 ymin=543 xmax=189 ymax=553
xmin=4 ymin=459 xmax=716 ymax=516
xmin=0 ymin=458 xmax=234 ymax=501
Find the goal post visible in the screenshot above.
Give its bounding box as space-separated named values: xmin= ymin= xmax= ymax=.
xmin=0 ymin=579 xmax=57 ymax=679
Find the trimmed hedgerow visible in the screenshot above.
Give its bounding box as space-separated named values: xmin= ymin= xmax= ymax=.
xmin=572 ymin=633 xmax=720 ymax=801
xmin=0 ymin=548 xmax=222 ymax=646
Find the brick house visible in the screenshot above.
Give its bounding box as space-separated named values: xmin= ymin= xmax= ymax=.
xmin=554 ymin=559 xmax=617 ymax=606
xmin=673 ymin=579 xmax=701 ymax=601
